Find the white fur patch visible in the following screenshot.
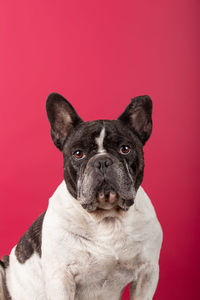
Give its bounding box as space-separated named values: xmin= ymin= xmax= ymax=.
xmin=5 ymin=181 xmax=162 ymax=300
xmin=41 ymin=182 xmax=162 ymax=300
xmin=95 ymin=127 xmax=106 ymax=153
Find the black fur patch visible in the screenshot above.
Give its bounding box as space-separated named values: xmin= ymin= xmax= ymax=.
xmin=62 ymin=120 xmax=145 ymax=201
xmin=46 ymin=93 xmax=153 ymax=208
xmin=0 ymin=255 xmax=9 ymax=269
xmin=0 ymin=260 xmax=5 ymax=268
xmin=15 ymin=212 xmax=46 ymax=264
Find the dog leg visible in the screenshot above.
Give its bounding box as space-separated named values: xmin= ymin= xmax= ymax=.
xmin=45 ymin=283 xmax=75 ymax=300
xmin=129 ymin=264 xmax=159 ymax=300
xmin=0 ymin=264 xmax=7 ymax=300
xmin=43 ymin=268 xmax=76 ymax=300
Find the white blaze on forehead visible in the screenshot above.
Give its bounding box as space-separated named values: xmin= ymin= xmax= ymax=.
xmin=95 ymin=127 xmax=106 ymax=153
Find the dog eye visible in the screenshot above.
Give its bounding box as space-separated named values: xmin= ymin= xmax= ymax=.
xmin=73 ymin=150 xmax=85 ymax=160
xmin=119 ymin=145 xmax=131 ymax=155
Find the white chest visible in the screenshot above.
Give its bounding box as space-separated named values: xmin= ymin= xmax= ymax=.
xmin=61 ymin=218 xmax=151 ymax=300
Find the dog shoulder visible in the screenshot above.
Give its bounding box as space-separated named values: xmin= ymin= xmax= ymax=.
xmin=14 ymin=212 xmax=46 ymax=264
xmin=125 ymin=187 xmax=163 ymax=256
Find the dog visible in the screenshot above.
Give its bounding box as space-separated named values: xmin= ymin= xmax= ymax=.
xmin=0 ymin=93 xmax=163 ymax=300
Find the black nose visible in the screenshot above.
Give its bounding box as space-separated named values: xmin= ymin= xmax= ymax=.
xmin=94 ymin=157 xmax=113 ymax=174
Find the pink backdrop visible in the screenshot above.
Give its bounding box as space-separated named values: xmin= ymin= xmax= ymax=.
xmin=0 ymin=1 xmax=199 ymax=299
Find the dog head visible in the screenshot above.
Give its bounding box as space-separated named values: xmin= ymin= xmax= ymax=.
xmin=46 ymin=93 xmax=152 ymax=213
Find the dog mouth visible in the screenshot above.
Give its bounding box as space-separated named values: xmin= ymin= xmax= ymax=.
xmin=81 ymin=189 xmax=134 ymax=212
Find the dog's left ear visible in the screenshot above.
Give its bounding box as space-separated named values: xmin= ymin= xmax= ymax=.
xmin=46 ymin=93 xmax=83 ymax=150
xmin=118 ymin=95 xmax=152 ymax=145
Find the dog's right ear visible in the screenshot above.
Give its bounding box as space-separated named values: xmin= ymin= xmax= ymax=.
xmin=46 ymin=93 xmax=83 ymax=150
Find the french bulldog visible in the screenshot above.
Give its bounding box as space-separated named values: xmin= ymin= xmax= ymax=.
xmin=0 ymin=93 xmax=163 ymax=300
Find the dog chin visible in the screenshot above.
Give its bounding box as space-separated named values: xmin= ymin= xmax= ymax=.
xmin=97 ymin=202 xmax=117 ymax=210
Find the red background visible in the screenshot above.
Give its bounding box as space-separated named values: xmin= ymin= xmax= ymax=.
xmin=0 ymin=1 xmax=199 ymax=299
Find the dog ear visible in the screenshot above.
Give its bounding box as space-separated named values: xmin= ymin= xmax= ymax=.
xmin=118 ymin=95 xmax=152 ymax=145
xmin=46 ymin=93 xmax=83 ymax=150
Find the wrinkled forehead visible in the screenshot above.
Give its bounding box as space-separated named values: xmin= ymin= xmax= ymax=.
xmin=65 ymin=120 xmax=136 ymax=150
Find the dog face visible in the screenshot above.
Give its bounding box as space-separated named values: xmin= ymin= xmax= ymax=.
xmin=46 ymin=93 xmax=152 ymax=212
